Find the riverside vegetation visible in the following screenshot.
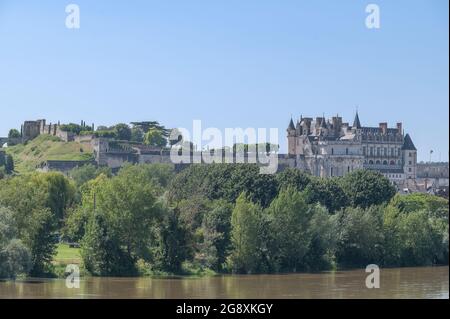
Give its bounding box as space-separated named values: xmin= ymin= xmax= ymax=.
xmin=0 ymin=162 xmax=448 ymax=279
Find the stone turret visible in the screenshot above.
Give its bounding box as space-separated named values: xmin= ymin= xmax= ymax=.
xmin=287 ymin=118 xmax=296 ymax=155
xmin=402 ymin=133 xmax=417 ymax=179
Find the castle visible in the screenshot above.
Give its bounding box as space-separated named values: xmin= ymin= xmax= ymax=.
xmin=286 ymin=112 xmax=417 ymax=182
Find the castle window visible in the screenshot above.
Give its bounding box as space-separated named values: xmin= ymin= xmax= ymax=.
xmin=369 ymin=160 xmax=374 ymax=164
xmin=331 ymin=148 xmax=334 ymax=155
xmin=391 ymin=148 xmax=394 ymax=156
xmin=409 ymin=161 xmax=412 ymax=165
xmin=348 ymin=166 xmax=350 ymax=173
xmin=330 ymin=167 xmax=333 ymax=176
xmin=390 ymin=160 xmax=395 ymax=165
xmin=376 ymin=160 xmax=381 ymax=165
xmin=363 ymin=147 xmax=366 ymax=155
xmin=383 ymin=160 xmax=388 ymax=165
xmin=409 ymin=168 xmax=412 ymax=172
xmin=346 ymin=148 xmax=348 ymax=155
xmin=377 ymin=148 xmax=380 ymax=156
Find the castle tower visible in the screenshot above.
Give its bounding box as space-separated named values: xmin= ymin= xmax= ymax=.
xmin=402 ymin=133 xmax=417 ymax=179
xmin=287 ymin=117 xmax=296 ymax=156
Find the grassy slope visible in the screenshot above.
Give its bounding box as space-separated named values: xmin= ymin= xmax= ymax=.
xmin=53 ymin=243 xmax=81 ymax=265
xmin=6 ymin=134 xmax=93 ymax=173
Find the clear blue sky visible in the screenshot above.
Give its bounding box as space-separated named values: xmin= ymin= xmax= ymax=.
xmin=0 ymin=0 xmax=448 ymax=161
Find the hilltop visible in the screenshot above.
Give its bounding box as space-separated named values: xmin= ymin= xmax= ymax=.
xmin=5 ymin=135 xmax=93 ymax=173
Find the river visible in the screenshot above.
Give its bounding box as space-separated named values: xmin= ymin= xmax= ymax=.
xmin=0 ymin=266 xmax=448 ymax=299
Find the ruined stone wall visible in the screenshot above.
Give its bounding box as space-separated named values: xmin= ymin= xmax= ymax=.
xmin=417 ymin=162 xmax=449 ymax=178
xmin=38 ymin=160 xmax=96 ymax=174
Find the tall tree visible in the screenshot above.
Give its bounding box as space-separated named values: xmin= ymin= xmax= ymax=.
xmin=23 ymin=207 xmax=58 ymax=276
xmin=266 ymin=187 xmax=314 ymax=272
xmin=332 ymin=206 xmax=384 ymax=267
xmin=81 ymin=213 xmax=136 ymax=276
xmin=228 ymin=193 xmax=264 ymax=274
xmin=197 ymin=201 xmax=233 ymax=271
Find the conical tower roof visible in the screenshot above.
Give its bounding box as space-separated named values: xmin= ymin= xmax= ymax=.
xmin=402 ymin=133 xmax=416 ymax=150
xmin=288 ymin=118 xmax=295 ymax=130
xmin=353 ymin=111 xmax=361 ymax=129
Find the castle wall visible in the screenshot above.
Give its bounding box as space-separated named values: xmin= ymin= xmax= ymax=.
xmin=38 ymin=160 xmax=96 ymax=174
xmin=417 ymin=163 xmax=449 ymax=178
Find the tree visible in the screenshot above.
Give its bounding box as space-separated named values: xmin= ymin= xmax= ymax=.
xmin=8 ymin=129 xmax=21 ymax=139
xmin=130 ymin=126 xmax=144 ymax=143
xmin=0 ymin=173 xmax=74 ymax=275
xmin=302 ymin=204 xmax=335 ymax=271
xmin=93 ymin=167 xmax=162 ymax=260
xmin=33 ymin=172 xmax=76 ymax=221
xmin=341 ymin=170 xmax=396 ymax=208
xmin=23 ymin=207 xmax=58 ymax=276
xmin=168 ymin=164 xmax=278 ymax=208
xmin=0 ymin=207 xmax=32 ymax=279
xmin=197 ymin=201 xmax=233 ymax=271
xmin=63 ymin=174 xmax=109 ymax=242
xmin=390 ymin=193 xmax=448 ymax=219
xmin=332 ymin=206 xmax=384 ymax=267
xmin=153 ymin=207 xmax=192 ymax=273
xmin=81 ymin=213 xmax=136 ymax=276
xmin=228 ymin=193 xmax=264 ymax=274
xmin=266 ymin=187 xmax=315 ymax=272
xmin=68 ymin=164 xmax=112 ymax=187
xmin=144 ymin=128 xmax=167 ymax=147
xmin=276 ymin=168 xmax=312 ymax=193
xmin=114 ymin=123 xmax=132 ymax=141
xmin=304 ymin=178 xmax=349 ymax=213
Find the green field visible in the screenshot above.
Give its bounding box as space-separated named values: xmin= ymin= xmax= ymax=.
xmin=6 ymin=135 xmax=93 ymax=173
xmin=53 ymin=243 xmax=81 ymax=265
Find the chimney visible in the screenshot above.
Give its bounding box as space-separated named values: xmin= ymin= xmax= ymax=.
xmin=379 ymin=122 xmax=387 ymax=134
xmin=396 ymin=122 xmax=402 ymax=135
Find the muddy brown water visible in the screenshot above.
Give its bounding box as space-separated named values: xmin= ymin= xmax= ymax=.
xmin=0 ymin=266 xmax=447 ymax=299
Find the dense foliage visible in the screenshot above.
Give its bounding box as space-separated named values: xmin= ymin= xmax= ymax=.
xmin=0 ymin=163 xmax=447 ymax=278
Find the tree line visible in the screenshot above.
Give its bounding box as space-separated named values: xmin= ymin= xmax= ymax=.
xmin=0 ymin=163 xmax=448 ymax=278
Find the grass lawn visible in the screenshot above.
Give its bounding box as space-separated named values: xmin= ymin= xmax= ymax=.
xmin=53 ymin=243 xmax=81 ymax=265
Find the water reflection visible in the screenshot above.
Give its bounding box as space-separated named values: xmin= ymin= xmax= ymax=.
xmin=0 ymin=266 xmax=448 ymax=299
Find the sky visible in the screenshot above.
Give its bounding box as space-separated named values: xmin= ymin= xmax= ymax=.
xmin=0 ymin=0 xmax=448 ymax=162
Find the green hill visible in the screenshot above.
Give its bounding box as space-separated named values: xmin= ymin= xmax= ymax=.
xmin=5 ymin=135 xmax=94 ymax=173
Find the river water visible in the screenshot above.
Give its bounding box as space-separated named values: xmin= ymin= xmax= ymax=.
xmin=0 ymin=266 xmax=448 ymax=299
